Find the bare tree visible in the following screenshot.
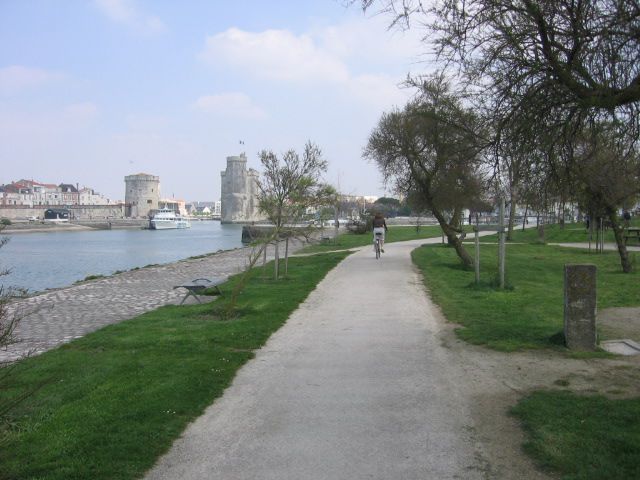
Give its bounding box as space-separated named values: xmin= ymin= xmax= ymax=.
xmin=364 ymin=75 xmax=487 ymax=267
xmin=224 ymin=144 xmax=334 ymax=314
xmin=256 ymin=142 xmax=335 ymax=279
xmin=358 ymin=1 xmax=640 ymax=115
xmin=357 ymin=1 xmax=640 ymax=235
xmin=569 ymin=122 xmax=640 ymax=272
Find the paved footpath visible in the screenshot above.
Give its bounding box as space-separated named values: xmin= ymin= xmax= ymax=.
xmin=1 ymin=241 xmax=304 ymax=362
xmin=145 ymin=238 xmax=490 ymax=480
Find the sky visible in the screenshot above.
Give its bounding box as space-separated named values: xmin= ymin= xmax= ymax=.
xmin=0 ymin=0 xmax=427 ymax=202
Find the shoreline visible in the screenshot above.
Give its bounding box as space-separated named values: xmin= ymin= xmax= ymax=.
xmin=3 ymin=220 xmax=148 ymax=234
xmin=11 ymin=245 xmax=247 ymax=299
xmin=2 ymin=226 xmax=336 ymax=297
xmin=0 ymin=237 xmax=310 ymax=362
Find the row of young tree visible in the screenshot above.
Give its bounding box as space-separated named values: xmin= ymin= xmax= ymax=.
xmin=357 ymin=0 xmax=640 ymax=273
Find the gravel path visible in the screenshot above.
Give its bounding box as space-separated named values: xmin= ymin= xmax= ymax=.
xmin=144 ymin=238 xmax=492 ymax=480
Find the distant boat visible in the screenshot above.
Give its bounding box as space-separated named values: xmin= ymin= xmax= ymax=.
xmin=149 ymin=209 xmax=191 ymax=230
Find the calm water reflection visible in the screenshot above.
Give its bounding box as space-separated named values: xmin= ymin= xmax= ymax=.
xmin=1 ymin=221 xmax=244 ymax=293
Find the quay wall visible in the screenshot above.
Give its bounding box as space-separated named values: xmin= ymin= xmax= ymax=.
xmin=0 ymin=204 xmax=126 ymax=221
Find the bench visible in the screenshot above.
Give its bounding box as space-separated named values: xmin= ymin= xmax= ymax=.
xmin=624 ymin=227 xmax=640 ymax=244
xmin=173 ymin=277 xmax=224 ymax=305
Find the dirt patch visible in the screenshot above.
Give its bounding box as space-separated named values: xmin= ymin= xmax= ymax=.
xmin=598 ymin=306 xmax=640 ymax=342
xmin=430 ymin=302 xmax=640 ymax=479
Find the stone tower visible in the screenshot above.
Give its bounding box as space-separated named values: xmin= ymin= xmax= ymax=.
xmin=124 ymin=173 xmax=160 ymax=218
xmin=220 ymin=154 xmax=262 ymax=224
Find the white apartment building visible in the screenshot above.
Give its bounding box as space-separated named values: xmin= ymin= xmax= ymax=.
xmin=0 ymin=180 xmax=111 ymax=207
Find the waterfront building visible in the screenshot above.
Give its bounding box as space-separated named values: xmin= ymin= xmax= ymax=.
xmin=196 ymin=205 xmax=212 ymax=215
xmin=79 ymin=188 xmax=112 ymax=206
xmin=0 ymin=180 xmax=112 ymax=208
xmin=124 ymin=173 xmax=160 ymax=218
xmin=191 ymin=202 xmax=213 ymax=215
xmin=59 ymin=184 xmax=79 ymax=205
xmin=32 ymin=182 xmax=59 ymax=205
xmin=0 ymin=179 xmax=122 ymax=220
xmin=220 ymin=153 xmax=263 ymax=224
xmin=0 ymin=182 xmax=32 ymax=206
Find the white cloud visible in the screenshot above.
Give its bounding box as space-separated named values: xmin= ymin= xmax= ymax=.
xmin=125 ymin=114 xmax=170 ymax=132
xmin=200 ymin=28 xmax=350 ymax=83
xmin=193 ymin=93 xmax=267 ymax=120
xmin=0 ymin=65 xmax=65 ymax=95
xmin=94 ymin=0 xmax=166 ymax=34
xmin=198 ymin=20 xmax=425 ymax=112
xmin=315 ymin=16 xmax=427 ymax=68
xmin=63 ymin=102 xmax=99 ymax=121
xmin=348 ymin=74 xmax=413 ymax=110
xmin=0 ymin=102 xmax=99 ymax=137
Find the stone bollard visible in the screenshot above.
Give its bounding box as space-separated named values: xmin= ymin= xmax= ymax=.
xmin=564 ymin=264 xmax=597 ymax=350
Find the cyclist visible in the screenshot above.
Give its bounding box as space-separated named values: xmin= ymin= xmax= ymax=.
xmin=372 ymin=212 xmax=388 ymax=252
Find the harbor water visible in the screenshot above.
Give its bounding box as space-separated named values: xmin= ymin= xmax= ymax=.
xmin=1 ymin=221 xmax=244 ymax=293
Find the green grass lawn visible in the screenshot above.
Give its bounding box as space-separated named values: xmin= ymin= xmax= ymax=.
xmin=483 ymin=219 xmax=640 ymax=244
xmin=414 ymin=241 xmax=640 ymax=479
xmin=301 ymin=224 xmax=445 ymax=254
xmin=411 ymin=243 xmax=640 ymax=351
xmin=0 ymin=251 xmax=350 ymax=480
xmin=512 ymin=391 xmax=640 ymax=479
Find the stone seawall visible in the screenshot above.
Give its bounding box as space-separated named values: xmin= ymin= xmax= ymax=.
xmin=3 ymin=219 xmax=148 ymax=233
xmin=0 ymin=204 xmax=126 ymax=221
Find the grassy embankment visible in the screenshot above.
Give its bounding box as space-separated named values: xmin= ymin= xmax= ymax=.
xmin=0 ymin=251 xmax=349 ymax=480
xmin=411 ymin=227 xmax=640 ymax=479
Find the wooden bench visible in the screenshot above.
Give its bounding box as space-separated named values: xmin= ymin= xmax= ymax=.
xmin=173 ymin=277 xmax=224 ymax=305
xmin=624 ymin=227 xmax=640 ymax=244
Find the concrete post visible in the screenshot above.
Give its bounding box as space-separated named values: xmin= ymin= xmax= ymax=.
xmin=564 ymin=264 xmax=597 ymax=350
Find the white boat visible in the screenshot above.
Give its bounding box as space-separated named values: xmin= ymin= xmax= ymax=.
xmin=150 ymin=209 xmax=191 ymax=230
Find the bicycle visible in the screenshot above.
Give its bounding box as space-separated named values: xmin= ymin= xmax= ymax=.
xmin=374 ymin=231 xmax=383 ymax=259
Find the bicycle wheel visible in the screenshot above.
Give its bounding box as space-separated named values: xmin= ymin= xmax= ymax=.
xmin=375 ymin=239 xmax=380 ymax=259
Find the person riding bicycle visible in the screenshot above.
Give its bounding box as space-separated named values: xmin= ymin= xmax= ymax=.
xmin=372 ymin=212 xmax=388 ymax=253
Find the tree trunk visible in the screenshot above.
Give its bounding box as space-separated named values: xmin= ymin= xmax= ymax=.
xmin=273 ymin=239 xmax=280 ymax=280
xmin=262 ymin=244 xmax=268 ymax=279
xmin=284 ymin=236 xmax=289 ymax=276
xmin=538 ymin=220 xmax=545 ymax=243
xmin=522 ymin=204 xmax=529 ymax=231
xmin=507 ymin=193 xmax=517 ymax=241
xmin=607 ymin=209 xmax=633 ymax=273
xmin=432 ymin=209 xmax=473 ymax=267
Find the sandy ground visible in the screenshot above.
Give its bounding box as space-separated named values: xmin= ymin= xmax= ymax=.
xmin=3 ymin=223 xmax=95 ymax=233
xmin=599 ymin=307 xmax=640 ymax=343
xmin=433 ymin=304 xmax=640 ymax=480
